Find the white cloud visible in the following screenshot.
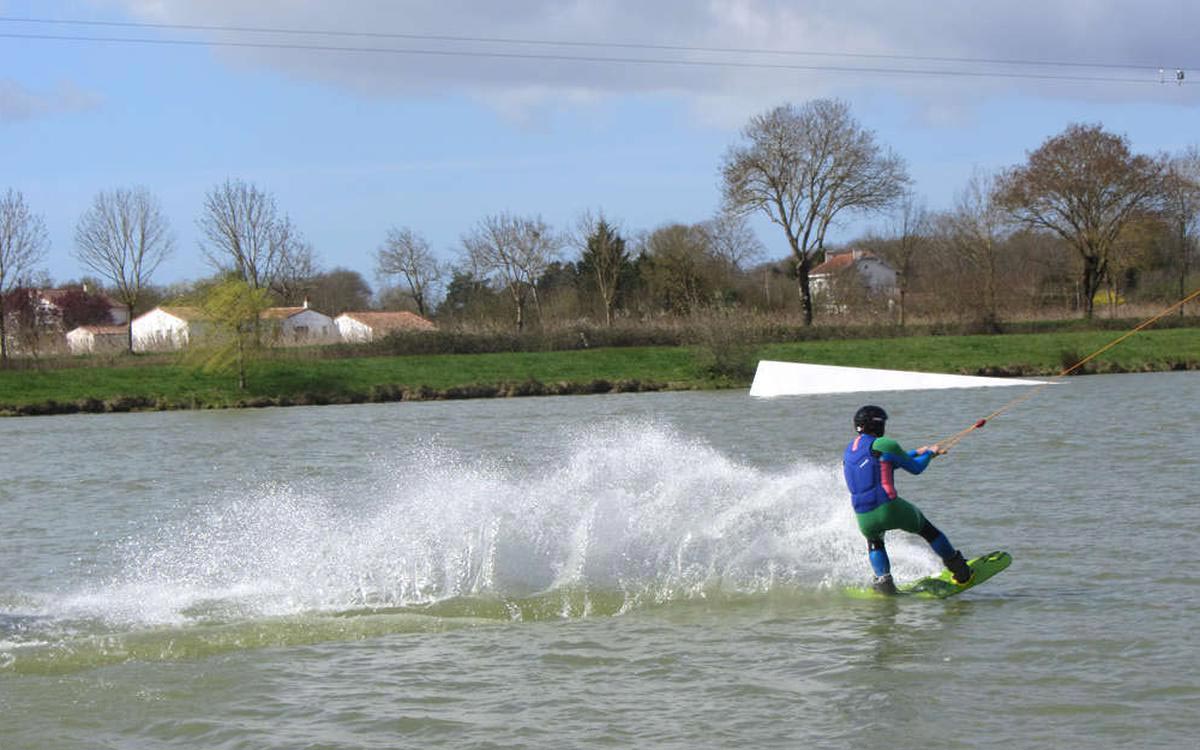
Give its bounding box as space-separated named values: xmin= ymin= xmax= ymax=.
xmin=105 ymin=0 xmax=1200 ymax=120
xmin=0 ymin=79 xmax=103 ymax=122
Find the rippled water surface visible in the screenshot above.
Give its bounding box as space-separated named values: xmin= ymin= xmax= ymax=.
xmin=2 ymin=372 xmax=1197 ymax=749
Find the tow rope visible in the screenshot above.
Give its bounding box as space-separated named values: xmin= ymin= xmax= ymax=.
xmin=937 ymin=286 xmax=1200 ymax=452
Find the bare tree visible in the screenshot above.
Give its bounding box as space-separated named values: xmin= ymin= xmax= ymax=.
xmin=721 ymin=99 xmax=909 ymax=325
xmin=199 ymin=179 xmax=307 ymax=292
xmin=306 ymin=268 xmax=373 ymax=314
xmin=700 ymin=211 xmax=765 ymax=272
xmin=0 ymin=189 xmax=49 ymax=364
xmin=996 ymin=123 xmax=1165 ymax=318
xmin=377 ymin=226 xmax=443 ymax=318
xmin=943 ymin=170 xmax=1010 ymax=325
xmin=272 ymin=235 xmax=320 ymax=305
xmin=1164 ymin=147 xmax=1200 ymax=314
xmin=461 ymin=213 xmax=559 ymax=332
xmin=863 ymin=190 xmax=930 ymax=326
xmin=572 ymin=210 xmax=629 ymax=326
xmin=639 ymin=223 xmax=720 ymax=315
xmin=73 ymin=187 xmax=174 ymax=351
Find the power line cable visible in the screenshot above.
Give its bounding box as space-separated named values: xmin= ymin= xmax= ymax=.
xmin=0 ymin=30 xmax=1180 ymax=86
xmin=0 ymin=14 xmax=1182 ymax=73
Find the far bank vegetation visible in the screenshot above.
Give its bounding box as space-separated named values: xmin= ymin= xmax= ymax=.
xmin=3 ymin=103 xmax=1199 ymax=386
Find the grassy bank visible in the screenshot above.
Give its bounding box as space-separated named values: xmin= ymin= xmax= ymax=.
xmin=0 ymin=327 xmax=1196 ymax=416
xmin=762 ymin=327 xmax=1199 ymax=375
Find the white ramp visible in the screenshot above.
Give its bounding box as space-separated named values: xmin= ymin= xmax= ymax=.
xmin=749 ymin=360 xmax=1049 ymax=397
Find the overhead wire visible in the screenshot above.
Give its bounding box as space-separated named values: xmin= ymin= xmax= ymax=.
xmin=0 ymin=15 xmax=1184 ymax=73
xmin=0 ymin=31 xmax=1173 ymax=86
xmin=0 ymin=16 xmax=1188 ymax=85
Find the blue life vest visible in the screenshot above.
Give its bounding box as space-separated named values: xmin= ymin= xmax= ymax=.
xmin=843 ymin=434 xmax=891 ymax=514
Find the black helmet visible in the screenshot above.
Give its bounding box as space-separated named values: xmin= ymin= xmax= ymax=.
xmin=854 ymin=405 xmax=888 ymax=435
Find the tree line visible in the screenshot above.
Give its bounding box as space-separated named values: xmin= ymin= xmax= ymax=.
xmin=3 ymin=99 xmax=1199 ymax=364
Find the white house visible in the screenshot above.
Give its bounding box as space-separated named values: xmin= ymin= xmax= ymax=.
xmin=335 ymin=311 xmax=436 ymax=343
xmin=262 ymin=302 xmax=337 ymax=344
xmin=66 ymin=325 xmax=127 ymax=354
xmin=809 ymin=250 xmax=898 ymax=299
xmin=131 ymin=301 xmax=339 ymax=351
xmin=131 ymin=306 xmax=207 ymax=352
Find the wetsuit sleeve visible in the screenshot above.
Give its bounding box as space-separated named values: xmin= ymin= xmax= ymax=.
xmin=872 ymin=436 xmax=934 ymax=475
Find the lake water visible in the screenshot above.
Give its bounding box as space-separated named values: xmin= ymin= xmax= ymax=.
xmin=1 ymin=372 xmax=1197 ymax=749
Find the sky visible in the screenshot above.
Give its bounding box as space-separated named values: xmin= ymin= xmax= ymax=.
xmin=4 ymin=1 xmax=1200 ymax=291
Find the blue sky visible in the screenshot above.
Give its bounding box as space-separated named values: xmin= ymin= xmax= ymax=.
xmin=4 ymin=1 xmax=1200 ymax=290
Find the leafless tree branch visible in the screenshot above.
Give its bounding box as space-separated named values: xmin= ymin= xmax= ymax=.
xmin=74 ymin=186 xmax=174 ymax=351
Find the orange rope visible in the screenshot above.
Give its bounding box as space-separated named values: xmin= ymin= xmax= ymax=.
xmin=936 ymin=287 xmax=1200 ymax=452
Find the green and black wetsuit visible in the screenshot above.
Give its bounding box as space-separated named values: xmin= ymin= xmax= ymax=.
xmin=843 ymin=433 xmax=959 ymax=578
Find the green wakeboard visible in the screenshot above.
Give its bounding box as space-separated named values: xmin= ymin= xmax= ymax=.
xmin=846 ymin=550 xmax=1012 ymax=600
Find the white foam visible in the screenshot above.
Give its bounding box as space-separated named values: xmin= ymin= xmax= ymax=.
xmin=38 ymin=422 xmax=947 ymax=625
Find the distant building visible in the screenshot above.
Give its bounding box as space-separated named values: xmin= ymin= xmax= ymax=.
xmin=131 ymin=306 xmax=208 ymax=352
xmin=335 ymin=311 xmax=436 ymax=343
xmin=66 ymin=325 xmax=128 ymax=355
xmin=809 ymin=250 xmax=898 ymax=300
xmin=38 ymin=286 xmax=129 ymax=325
xmin=132 ymin=301 xmax=347 ymax=350
xmin=261 ymin=301 xmax=337 ymax=345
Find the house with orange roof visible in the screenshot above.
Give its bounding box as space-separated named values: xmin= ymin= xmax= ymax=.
xmin=261 ymin=300 xmax=337 ymax=344
xmin=809 ymin=249 xmax=898 ymax=301
xmin=335 ymin=311 xmax=436 ymax=343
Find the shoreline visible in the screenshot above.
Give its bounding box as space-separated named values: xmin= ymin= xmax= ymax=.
xmin=2 ymin=357 xmax=1195 ymax=419
xmin=0 ymin=377 xmax=673 ymax=417
xmin=2 ymin=326 xmax=1196 ymax=418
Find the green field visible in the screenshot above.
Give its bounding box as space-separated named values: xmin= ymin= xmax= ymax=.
xmin=0 ymin=327 xmax=1196 ymax=416
xmin=762 ymin=327 xmax=1199 ymax=374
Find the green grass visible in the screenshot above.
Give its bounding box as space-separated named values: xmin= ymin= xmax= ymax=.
xmin=248 ymin=347 xmax=700 ymax=395
xmin=0 ymin=346 xmax=704 ymax=412
xmin=0 ymin=327 xmax=1195 ymax=415
xmin=761 ymin=328 xmax=1200 ymax=374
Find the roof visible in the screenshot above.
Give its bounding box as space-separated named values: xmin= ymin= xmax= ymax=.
xmin=338 ymin=311 xmax=436 ymax=332
xmin=140 ymin=305 xmax=333 ymax=324
xmin=156 ymin=306 xmax=207 ymax=321
xmin=38 ymin=287 xmax=123 ymax=308
xmin=260 ymin=306 xmax=308 ymax=320
xmin=810 ymin=250 xmax=888 ymax=276
xmin=811 ymin=252 xmax=860 ymax=276
xmin=69 ymin=325 xmax=126 ymax=336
